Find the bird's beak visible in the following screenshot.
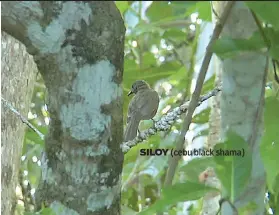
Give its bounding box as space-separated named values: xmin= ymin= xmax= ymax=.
xmin=127 ymin=91 xmax=133 ymax=96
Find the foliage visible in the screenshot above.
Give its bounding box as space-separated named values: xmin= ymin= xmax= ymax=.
xmin=213 ymin=132 xmax=252 ymax=202
xmin=260 ymin=97 xmax=279 ymax=194
xmin=15 ymin=1 xmax=279 ymax=215
xmin=138 ymin=182 xmax=219 ymax=215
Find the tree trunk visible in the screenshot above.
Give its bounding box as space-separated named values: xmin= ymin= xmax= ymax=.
xmin=2 ymin=2 xmax=126 ymax=215
xmin=1 ymin=31 xmax=37 ymax=215
xmin=204 ymin=2 xmax=266 ymax=215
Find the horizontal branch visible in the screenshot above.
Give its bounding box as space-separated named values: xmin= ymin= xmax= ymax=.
xmin=121 ymin=87 xmax=221 ymax=153
xmin=2 ymin=87 xmax=220 ymax=154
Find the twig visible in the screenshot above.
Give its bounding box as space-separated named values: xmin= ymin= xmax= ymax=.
xmin=163 ymin=1 xmax=236 ymax=186
xmin=249 ymin=11 xmax=270 ymax=148
xmin=250 ymin=11 xmax=270 ymax=46
xmin=251 ymin=10 xmax=279 ymax=85
xmin=253 ymin=9 xmax=279 ymax=85
xmin=1 ymin=97 xmax=44 ymax=140
xmin=121 ymin=87 xmax=221 ymax=153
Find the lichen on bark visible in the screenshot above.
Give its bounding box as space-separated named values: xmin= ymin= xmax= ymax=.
xmin=2 ymin=1 xmax=126 ymax=214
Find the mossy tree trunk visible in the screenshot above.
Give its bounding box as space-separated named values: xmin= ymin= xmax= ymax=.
xmin=2 ymin=2 xmax=126 ymax=214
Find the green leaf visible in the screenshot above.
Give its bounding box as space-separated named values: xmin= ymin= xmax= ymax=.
xmin=201 ymin=75 xmax=215 ymax=94
xmin=142 ymin=52 xmax=157 ymax=66
xmin=238 ymin=202 xmax=258 ymax=215
xmin=40 ymin=208 xmax=56 ymax=215
xmin=121 ymin=205 xmax=137 ymax=215
xmin=124 ymin=61 xmax=181 ymax=90
xmin=37 ymin=125 xmax=48 ymax=135
xmin=168 ymin=66 xmax=186 ymax=83
xmin=25 ymin=128 xmax=44 ymax=146
xmin=138 ymin=182 xmax=219 ymax=215
xmin=131 ymin=23 xmax=163 ymax=36
xmin=213 ymin=131 xmax=252 ymax=202
xmin=163 ymin=29 xmax=186 ymax=41
xmin=246 ymin=2 xmax=279 ymax=30
xmin=25 ymin=144 xmax=43 ymax=160
xmin=124 ymin=58 xmax=139 ymax=74
xmin=192 ymin=108 xmax=210 ymax=124
xmin=141 ymin=61 xmax=181 ymax=85
xmin=170 ymin=2 xmax=196 ymax=16
xmin=180 ymin=157 xmax=215 ymax=182
xmin=185 ymin=2 xmax=212 ymax=22
xmin=212 ymin=31 xmax=266 ymax=59
xmin=115 ymin=1 xmax=129 ymax=15
xmin=272 ymin=174 xmax=279 ymax=201
xmin=146 ymin=2 xmax=174 ymax=22
xmin=260 ymin=97 xmax=279 ymax=194
xmin=266 ymin=28 xmax=279 ymax=60
xmin=27 ymin=159 xmax=41 ymax=186
xmin=193 ymin=128 xmax=209 ymax=140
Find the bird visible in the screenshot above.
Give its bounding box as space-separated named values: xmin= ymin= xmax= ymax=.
xmin=124 ymin=80 xmax=159 ymax=142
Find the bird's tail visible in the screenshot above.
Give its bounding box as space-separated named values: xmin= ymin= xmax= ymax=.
xmin=124 ymin=117 xmax=140 ymax=142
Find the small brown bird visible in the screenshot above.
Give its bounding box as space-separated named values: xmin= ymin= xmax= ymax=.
xmin=124 ymin=80 xmax=159 ymax=142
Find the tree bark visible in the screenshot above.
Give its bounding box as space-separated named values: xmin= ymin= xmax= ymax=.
xmin=1 ymin=31 xmax=37 ymax=215
xmin=2 ymin=2 xmax=126 ymax=215
xmin=204 ymin=2 xmax=266 ymax=215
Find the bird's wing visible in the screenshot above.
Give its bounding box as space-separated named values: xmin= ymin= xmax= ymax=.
xmin=136 ymin=89 xmax=159 ymax=119
xmin=127 ymin=89 xmax=159 ymax=122
xmin=127 ymin=96 xmax=139 ymax=123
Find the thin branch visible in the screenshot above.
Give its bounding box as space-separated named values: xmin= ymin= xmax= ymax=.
xmin=250 ymin=10 xmax=279 ymax=85
xmin=249 ymin=11 xmax=270 ymax=148
xmin=1 ymin=97 xmax=44 ymax=140
xmin=121 ymin=87 xmax=221 ymax=153
xmin=163 ymin=1 xmax=236 ymax=186
xmin=250 ymin=11 xmax=270 ymax=46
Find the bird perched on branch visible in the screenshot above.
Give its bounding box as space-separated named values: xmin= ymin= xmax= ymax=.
xmin=124 ymin=80 xmax=159 ymax=142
